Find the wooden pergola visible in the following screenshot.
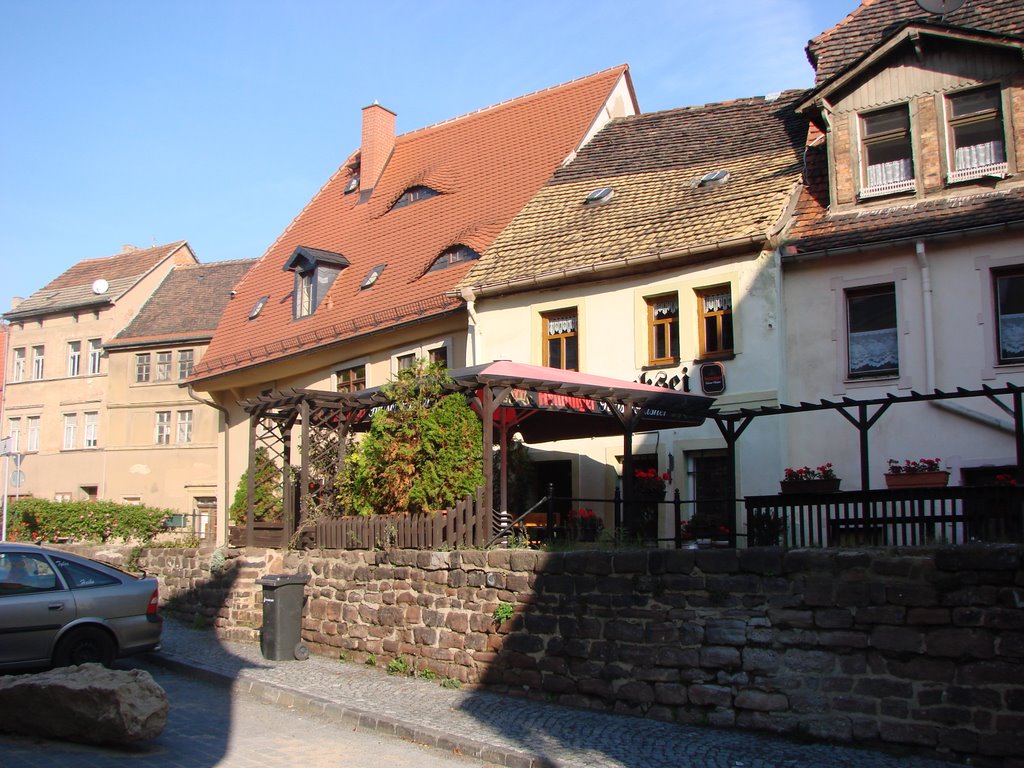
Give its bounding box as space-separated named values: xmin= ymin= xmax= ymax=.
xmin=238 ymin=361 xmax=715 ymax=547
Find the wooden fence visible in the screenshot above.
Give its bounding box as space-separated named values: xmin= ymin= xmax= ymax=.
xmin=745 ymin=485 xmax=1023 ymax=548
xmin=313 ymin=488 xmax=489 ymax=550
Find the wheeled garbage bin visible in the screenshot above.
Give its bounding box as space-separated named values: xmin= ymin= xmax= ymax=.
xmin=257 ymin=573 xmax=310 ymax=661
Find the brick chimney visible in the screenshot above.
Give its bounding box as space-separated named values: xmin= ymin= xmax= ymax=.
xmin=360 ymin=102 xmax=396 ymax=193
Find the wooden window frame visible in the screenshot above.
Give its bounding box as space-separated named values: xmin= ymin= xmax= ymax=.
xmin=696 ymin=285 xmax=733 ymax=360
xmin=859 ymin=104 xmax=915 ymax=198
xmin=336 ymin=364 xmax=367 ymax=394
xmin=646 ymin=294 xmax=679 ymax=366
xmin=945 ymin=84 xmax=1007 ymax=183
xmin=542 ymin=309 xmax=579 ymax=371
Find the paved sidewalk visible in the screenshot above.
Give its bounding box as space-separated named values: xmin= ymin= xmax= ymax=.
xmin=150 ymin=621 xmax=957 ymax=768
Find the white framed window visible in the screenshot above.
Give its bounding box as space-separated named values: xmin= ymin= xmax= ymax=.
xmin=67 ymin=341 xmax=81 ymax=377
xmin=12 ymin=347 xmax=26 ymax=382
xmin=945 ymin=85 xmax=1007 ymax=183
xmin=155 ymin=411 xmax=171 ymax=445
xmin=296 ymin=271 xmax=314 ymax=318
xmin=26 ymin=416 xmax=40 ymax=452
xmin=63 ymin=413 xmax=77 ymax=450
xmin=846 ymin=284 xmax=898 ymax=379
xmin=7 ymin=418 xmax=21 ymax=452
xmin=155 ymin=351 xmax=172 ymax=381
xmin=135 ymin=353 xmax=151 ymax=383
xmin=859 ymin=105 xmax=915 ymax=198
xmin=995 ymin=268 xmax=1024 ymax=365
xmin=88 ymin=339 xmax=103 ymax=375
xmin=175 ymin=410 xmax=193 ymax=444
xmin=84 ymin=411 xmax=98 ymax=448
xmin=178 ymin=349 xmax=194 ymax=379
xmin=32 ymin=345 xmax=45 ymax=380
xmin=389 ymin=338 xmax=453 ymax=376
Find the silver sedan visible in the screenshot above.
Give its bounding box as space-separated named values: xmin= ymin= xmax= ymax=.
xmin=0 ymin=543 xmax=162 ymax=671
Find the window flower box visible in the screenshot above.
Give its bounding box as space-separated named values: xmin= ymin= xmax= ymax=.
xmin=780 ymin=464 xmax=841 ymax=494
xmin=884 ymin=458 xmax=949 ymax=489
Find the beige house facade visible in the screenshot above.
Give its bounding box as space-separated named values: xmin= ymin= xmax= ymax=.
xmin=2 ymin=242 xmax=198 ymax=505
xmin=102 ymin=259 xmax=254 ymax=534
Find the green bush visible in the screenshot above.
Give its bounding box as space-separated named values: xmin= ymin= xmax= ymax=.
xmin=229 ymin=446 xmax=284 ymax=524
xmin=337 ymin=361 xmax=483 ymax=516
xmin=7 ymin=498 xmax=169 ymax=543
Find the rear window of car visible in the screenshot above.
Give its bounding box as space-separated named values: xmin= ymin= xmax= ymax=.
xmin=51 ymin=557 xmax=120 ymax=589
xmin=0 ymin=553 xmax=60 ymax=595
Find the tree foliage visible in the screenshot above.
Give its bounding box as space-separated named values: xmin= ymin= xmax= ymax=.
xmin=229 ymin=446 xmax=284 ymax=524
xmin=338 ymin=361 xmax=484 ymax=516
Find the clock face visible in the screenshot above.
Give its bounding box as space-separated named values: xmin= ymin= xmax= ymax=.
xmin=914 ymin=0 xmax=966 ymax=13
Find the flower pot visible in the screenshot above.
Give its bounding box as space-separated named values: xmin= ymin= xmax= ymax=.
xmin=884 ymin=471 xmax=949 ymax=489
xmin=780 ymin=478 xmax=841 ymax=494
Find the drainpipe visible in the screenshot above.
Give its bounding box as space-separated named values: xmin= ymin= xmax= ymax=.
xmin=188 ymin=385 xmax=230 ymax=546
xmin=460 ymin=286 xmax=479 ymax=366
xmin=915 ymin=241 xmax=1010 ymax=435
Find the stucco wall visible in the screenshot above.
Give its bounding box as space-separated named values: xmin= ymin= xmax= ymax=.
xmin=74 ymin=542 xmax=1024 ymax=766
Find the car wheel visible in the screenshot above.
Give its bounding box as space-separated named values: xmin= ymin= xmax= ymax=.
xmin=54 ymin=626 xmax=116 ymax=668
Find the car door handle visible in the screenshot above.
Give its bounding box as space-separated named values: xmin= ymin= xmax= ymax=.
xmin=48 ymin=603 xmax=65 ymax=611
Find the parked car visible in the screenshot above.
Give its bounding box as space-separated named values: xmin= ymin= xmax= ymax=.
xmin=0 ymin=543 xmax=162 ymax=670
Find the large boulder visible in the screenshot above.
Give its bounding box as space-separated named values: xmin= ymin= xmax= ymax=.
xmin=0 ymin=663 xmax=168 ymax=744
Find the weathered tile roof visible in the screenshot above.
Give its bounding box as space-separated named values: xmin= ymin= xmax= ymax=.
xmin=193 ymin=65 xmax=631 ymax=383
xmin=786 ymin=0 xmax=1024 ymax=256
xmin=110 ymin=259 xmax=256 ymax=347
xmin=785 ymin=124 xmax=1024 ymax=254
xmin=807 ymin=0 xmax=1024 ymax=86
xmin=3 ymin=241 xmax=193 ymax=321
xmin=460 ymin=91 xmax=808 ymax=293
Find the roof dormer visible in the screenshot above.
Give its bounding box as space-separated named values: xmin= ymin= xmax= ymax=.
xmin=283 ymin=246 xmax=348 ymax=319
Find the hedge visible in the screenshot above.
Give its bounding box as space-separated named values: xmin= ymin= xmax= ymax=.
xmin=5 ymin=498 xmax=170 ymax=543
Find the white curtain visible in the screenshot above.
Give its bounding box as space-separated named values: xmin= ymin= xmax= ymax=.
xmin=999 ymin=312 xmax=1024 ymax=359
xmin=849 ymin=328 xmax=898 ymax=374
xmin=702 ymin=293 xmax=731 ymax=313
xmin=547 ymin=315 xmax=576 ymax=335
xmin=954 ymin=140 xmax=1004 ymax=171
xmin=866 ymin=158 xmax=912 ymax=188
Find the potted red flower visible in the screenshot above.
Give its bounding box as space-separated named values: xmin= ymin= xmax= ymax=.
xmin=884 ymin=458 xmax=949 ymax=489
xmin=780 ymin=464 xmax=841 ymax=494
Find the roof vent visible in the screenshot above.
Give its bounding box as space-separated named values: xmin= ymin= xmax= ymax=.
xmin=91 ymin=278 xmax=109 ymax=295
xmin=583 ymin=187 xmax=615 ymax=205
xmin=344 ymin=176 xmax=359 ymax=194
xmin=698 ymin=170 xmax=730 ymax=188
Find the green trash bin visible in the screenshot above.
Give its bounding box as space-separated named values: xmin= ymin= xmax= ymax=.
xmin=257 ymin=573 xmax=310 ymax=661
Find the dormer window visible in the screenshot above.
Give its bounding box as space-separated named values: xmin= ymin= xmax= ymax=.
xmin=390 ymin=185 xmax=440 ymax=211
xmin=859 ymin=105 xmax=915 ymax=199
xmin=283 ymin=246 xmax=349 ymax=319
xmin=946 ymin=85 xmax=1007 ymax=183
xmin=426 ymin=245 xmax=480 ymax=274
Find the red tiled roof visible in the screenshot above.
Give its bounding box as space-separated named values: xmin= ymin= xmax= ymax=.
xmin=193 ymin=66 xmax=631 ymax=383
xmin=807 ymin=0 xmax=1024 ymax=86
xmin=3 ymin=241 xmax=193 ymax=320
xmin=111 ymin=259 xmax=256 ymax=346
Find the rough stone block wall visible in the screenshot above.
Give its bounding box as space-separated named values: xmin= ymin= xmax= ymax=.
xmin=68 ymin=543 xmax=1023 ymax=766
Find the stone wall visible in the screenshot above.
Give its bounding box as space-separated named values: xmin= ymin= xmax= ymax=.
xmin=71 ymin=543 xmax=1024 ymax=766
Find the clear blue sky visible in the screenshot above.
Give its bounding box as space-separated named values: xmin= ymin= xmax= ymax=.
xmin=0 ymin=0 xmax=856 ymax=307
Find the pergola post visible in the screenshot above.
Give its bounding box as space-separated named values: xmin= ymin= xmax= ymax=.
xmin=246 ymin=411 xmax=258 ymax=548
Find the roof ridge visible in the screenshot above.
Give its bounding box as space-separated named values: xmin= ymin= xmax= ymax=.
xmin=176 ymin=257 xmax=258 ymax=269
xmin=397 ymin=64 xmax=629 ymax=139
xmin=71 ymin=239 xmax=187 ymax=268
xmin=635 ymin=88 xmax=808 ymax=118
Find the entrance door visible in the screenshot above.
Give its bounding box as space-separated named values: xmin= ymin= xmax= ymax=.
xmin=692 ymin=454 xmax=731 ymax=534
